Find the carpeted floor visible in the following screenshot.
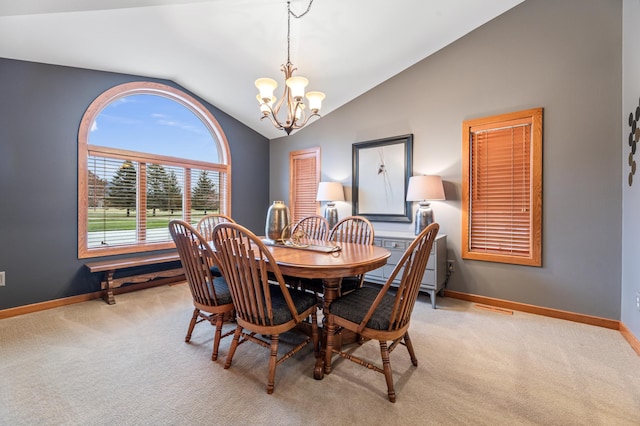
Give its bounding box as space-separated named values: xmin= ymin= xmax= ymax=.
xmin=1 ymin=283 xmax=639 ymax=425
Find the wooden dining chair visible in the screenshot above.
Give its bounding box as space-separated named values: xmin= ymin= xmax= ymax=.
xmin=196 ymin=213 xmax=236 ymax=277
xmin=324 ymin=222 xmax=439 ymax=403
xmin=299 ymin=215 xmax=375 ymax=297
xmin=169 ymin=219 xmax=235 ymax=361
xmin=211 ymin=222 xmax=320 ymax=395
xmin=329 ymin=215 xmax=374 ymax=295
xmin=196 ymin=213 xmax=236 ymax=241
xmin=283 ymin=215 xmax=331 ymax=291
xmin=291 ymin=215 xmax=330 ymax=241
xmin=329 ymin=215 xmax=374 ymax=245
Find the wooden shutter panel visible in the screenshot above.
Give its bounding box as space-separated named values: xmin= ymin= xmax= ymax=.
xmin=470 ymin=121 xmax=531 ymax=255
xmin=289 ymin=147 xmax=320 ymax=223
xmin=462 ymin=108 xmax=542 ymax=266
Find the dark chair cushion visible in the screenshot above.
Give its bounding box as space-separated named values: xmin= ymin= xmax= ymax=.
xmin=339 ymin=276 xmax=361 ymax=294
xmin=208 ymin=276 xmax=233 ymax=305
xmin=267 ymin=271 xmax=299 ymax=287
xmin=300 ymin=277 xmax=323 ymax=293
xmin=268 ymin=285 xmax=317 ymax=325
xmin=328 ymin=286 xmax=395 ymax=330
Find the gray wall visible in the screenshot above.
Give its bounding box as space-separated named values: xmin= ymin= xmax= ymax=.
xmin=622 ymin=0 xmax=640 ymax=340
xmin=270 ymin=0 xmax=623 ymax=319
xmin=0 ymin=58 xmax=269 ymax=310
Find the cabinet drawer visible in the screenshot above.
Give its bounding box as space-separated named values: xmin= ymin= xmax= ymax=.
xmin=383 ymin=259 xmax=435 ymax=281
xmin=366 ymin=266 xmax=384 ymax=279
xmin=421 ymin=269 xmax=435 ymax=286
xmin=386 ymin=253 xmax=435 ymax=269
xmin=426 ymin=255 xmax=435 ymax=270
xmin=387 ymin=250 xmax=404 ymax=264
xmin=382 ymin=239 xmax=408 ymax=250
xmin=375 ymin=238 xmax=436 ymax=253
xmin=394 ymin=251 xmax=435 ymax=265
xmin=381 ymin=265 xmax=396 ymax=279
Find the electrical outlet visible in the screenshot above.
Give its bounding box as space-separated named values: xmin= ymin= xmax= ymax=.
xmin=447 ymin=260 xmax=455 ymax=273
xmin=0 ymin=271 xmax=5 ymax=286
xmin=636 ymin=291 xmax=640 ymax=312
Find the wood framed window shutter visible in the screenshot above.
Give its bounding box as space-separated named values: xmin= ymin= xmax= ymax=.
xmin=462 ymin=108 xmax=542 ymax=266
xmin=289 ymin=147 xmax=321 ymax=223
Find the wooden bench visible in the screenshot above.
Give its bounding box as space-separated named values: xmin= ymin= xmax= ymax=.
xmin=85 ymin=252 xmax=184 ymax=305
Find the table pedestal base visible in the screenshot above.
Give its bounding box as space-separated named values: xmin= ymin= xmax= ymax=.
xmin=313 ymin=277 xmax=364 ymax=379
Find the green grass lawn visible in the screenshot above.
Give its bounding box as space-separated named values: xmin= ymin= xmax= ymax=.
xmin=88 ymin=209 xmax=209 ymax=231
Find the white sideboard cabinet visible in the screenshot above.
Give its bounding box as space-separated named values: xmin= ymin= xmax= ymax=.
xmin=364 ymin=232 xmax=447 ymax=309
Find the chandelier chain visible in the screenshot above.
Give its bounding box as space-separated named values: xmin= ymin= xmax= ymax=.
xmin=286 ymin=0 xmax=315 ymax=64
xmin=289 ymin=0 xmax=314 ymax=19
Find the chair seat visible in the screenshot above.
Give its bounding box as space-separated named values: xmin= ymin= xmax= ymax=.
xmin=328 ymin=286 xmax=395 ymax=330
xmin=207 ymin=276 xmax=232 ymax=305
xmin=300 ymin=277 xmax=323 ymax=293
xmin=339 ymin=276 xmax=361 ymax=294
xmin=268 ymin=285 xmax=318 ymax=325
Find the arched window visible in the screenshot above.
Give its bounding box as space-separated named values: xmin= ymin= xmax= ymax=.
xmin=78 ymin=82 xmax=231 ymax=258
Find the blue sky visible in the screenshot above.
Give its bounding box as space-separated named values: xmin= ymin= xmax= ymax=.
xmin=89 ymin=93 xmax=219 ymax=163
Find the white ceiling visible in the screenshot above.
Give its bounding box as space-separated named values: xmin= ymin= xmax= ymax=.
xmin=0 ymin=0 xmax=524 ymax=139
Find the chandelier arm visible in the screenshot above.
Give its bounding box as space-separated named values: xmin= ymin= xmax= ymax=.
xmin=290 ymin=111 xmax=321 ymax=130
xmin=259 ymin=104 xmax=286 ymax=130
xmin=271 ymin=87 xmax=288 ymax=118
xmin=289 ymin=100 xmax=306 ymax=128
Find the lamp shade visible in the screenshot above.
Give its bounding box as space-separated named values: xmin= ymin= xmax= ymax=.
xmin=255 ymin=78 xmax=277 ymax=102
xmin=305 ymin=91 xmax=325 ymax=112
xmin=285 ymin=76 xmax=309 ymax=99
xmin=316 ymin=182 xmax=345 ymax=202
xmin=406 ymin=175 xmax=445 ymax=201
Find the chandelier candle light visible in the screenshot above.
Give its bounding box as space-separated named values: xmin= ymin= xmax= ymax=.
xmin=255 ymin=0 xmax=325 ymax=135
xmin=406 ymin=175 xmax=446 ymax=235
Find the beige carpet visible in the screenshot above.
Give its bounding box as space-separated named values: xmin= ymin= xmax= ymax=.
xmin=1 ymin=283 xmax=639 ymax=426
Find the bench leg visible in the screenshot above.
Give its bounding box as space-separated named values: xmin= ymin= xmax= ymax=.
xmin=101 ymin=271 xmax=116 ymax=305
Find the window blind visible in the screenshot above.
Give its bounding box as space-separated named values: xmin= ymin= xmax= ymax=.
xmin=87 ymin=153 xmax=226 ymax=249
xmin=289 ymin=148 xmax=320 ymax=223
xmin=470 ymin=123 xmax=531 ymax=256
xmin=462 ymin=107 xmax=542 ymax=267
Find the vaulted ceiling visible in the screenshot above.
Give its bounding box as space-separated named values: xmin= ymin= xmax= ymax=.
xmin=0 ymin=0 xmax=524 ymax=139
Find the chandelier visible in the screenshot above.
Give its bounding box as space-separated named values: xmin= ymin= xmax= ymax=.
xmin=255 ymin=0 xmax=325 ymax=135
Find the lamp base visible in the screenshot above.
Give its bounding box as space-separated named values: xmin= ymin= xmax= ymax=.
xmin=414 ymin=202 xmax=434 ymax=235
xmin=325 ymin=202 xmax=339 ymax=229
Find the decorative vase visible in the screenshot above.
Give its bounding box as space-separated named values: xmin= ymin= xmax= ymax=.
xmin=265 ymin=201 xmax=291 ymax=243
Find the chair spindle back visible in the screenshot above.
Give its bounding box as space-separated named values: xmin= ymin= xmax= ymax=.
xmin=292 ymin=215 xmax=330 ymax=241
xmin=329 ymin=215 xmax=374 ymax=245
xmin=169 ymin=220 xmax=225 ymax=307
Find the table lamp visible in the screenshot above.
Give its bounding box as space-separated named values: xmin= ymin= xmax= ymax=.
xmin=316 ymin=182 xmax=344 ymax=229
xmin=406 ymin=175 xmax=445 ymax=235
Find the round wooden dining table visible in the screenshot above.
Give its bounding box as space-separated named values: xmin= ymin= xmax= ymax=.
xmin=263 ymin=239 xmax=390 ymax=310
xmin=262 ymin=239 xmax=391 ymax=379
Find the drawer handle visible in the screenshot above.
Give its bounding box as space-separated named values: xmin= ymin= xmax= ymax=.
xmin=392 ymin=243 xmax=399 ymax=248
